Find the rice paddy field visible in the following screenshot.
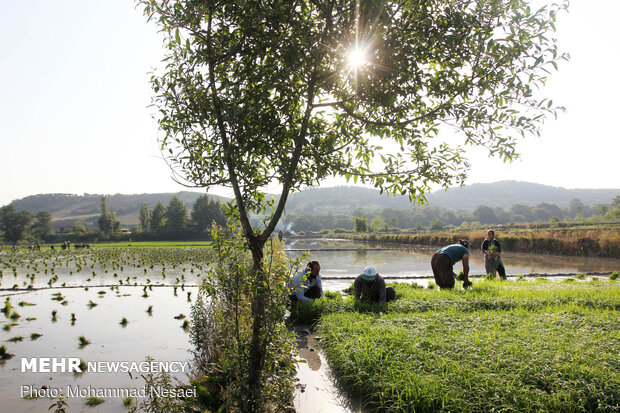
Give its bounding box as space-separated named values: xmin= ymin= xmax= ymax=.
xmin=315 ymin=280 xmax=620 ymax=412
xmin=0 ymin=246 xmax=207 ymax=412
xmin=1 ymin=240 xmax=619 ymax=412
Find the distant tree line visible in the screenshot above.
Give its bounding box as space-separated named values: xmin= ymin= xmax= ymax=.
xmin=284 ymin=196 xmax=620 ymax=233
xmin=133 ymin=194 xmax=226 ymax=240
xmin=0 ymin=195 xmax=226 ymax=244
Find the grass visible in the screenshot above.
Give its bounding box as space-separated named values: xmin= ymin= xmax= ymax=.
xmin=313 ymin=280 xmax=620 ymax=412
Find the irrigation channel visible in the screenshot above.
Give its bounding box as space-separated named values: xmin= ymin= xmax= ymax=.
xmin=0 ymin=238 xmax=619 ymax=412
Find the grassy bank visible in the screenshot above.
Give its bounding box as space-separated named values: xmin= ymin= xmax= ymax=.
xmin=307 ymin=280 xmax=619 ymax=412
xmin=340 ymin=225 xmax=620 ymax=257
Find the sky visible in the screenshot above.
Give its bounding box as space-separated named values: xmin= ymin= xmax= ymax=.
xmin=1 ymin=0 xmax=619 ymax=207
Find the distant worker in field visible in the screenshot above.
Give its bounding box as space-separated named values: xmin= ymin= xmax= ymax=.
xmin=354 ymin=266 xmax=396 ymax=303
xmin=481 ymin=229 xmax=506 ymax=279
xmin=288 ymin=260 xmax=324 ymax=303
xmin=431 ymin=240 xmax=473 ymax=289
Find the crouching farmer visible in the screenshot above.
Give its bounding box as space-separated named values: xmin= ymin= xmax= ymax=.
xmin=354 ymin=266 xmax=396 ymax=303
xmin=288 ymin=260 xmax=324 ymax=303
xmin=431 ymin=240 xmax=473 ymax=289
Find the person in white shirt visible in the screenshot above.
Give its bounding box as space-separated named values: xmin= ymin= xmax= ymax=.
xmin=288 ymin=260 xmax=324 ymax=303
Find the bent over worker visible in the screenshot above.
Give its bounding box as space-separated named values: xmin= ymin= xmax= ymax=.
xmin=431 ymin=240 xmax=473 ymax=289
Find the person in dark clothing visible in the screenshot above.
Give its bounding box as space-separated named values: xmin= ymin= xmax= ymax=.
xmin=481 ymin=229 xmax=506 ymax=279
xmin=431 ymin=239 xmax=473 ymax=289
xmin=354 ymin=266 xmax=395 ymax=303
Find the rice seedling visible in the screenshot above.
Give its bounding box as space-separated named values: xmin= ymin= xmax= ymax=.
xmin=51 ymin=310 xmax=58 ymax=322
xmin=30 ymin=333 xmax=43 ymax=340
xmin=86 ymin=300 xmax=98 ymax=309
xmin=146 ymin=305 xmax=153 ymax=315
xmin=0 ymin=344 xmax=15 ymax=359
xmin=84 ymin=396 xmax=104 ymax=406
xmin=120 ymin=317 xmax=129 ymax=327
xmin=181 ymin=319 xmax=190 ymax=331
xmin=123 ymin=396 xmax=134 ymax=408
xmin=611 ymin=271 xmax=619 ymax=280
xmin=2 ymin=323 xmax=17 ymax=331
xmin=7 ymin=336 xmax=24 ymax=342
xmin=18 ymin=301 xmax=35 ymax=307
xmin=77 ymin=359 xmax=88 ymax=372
xmin=9 ymin=311 xmax=20 ymax=320
xmin=1 ymin=297 xmax=12 ymax=315
xmin=78 ymin=335 xmax=91 ymax=347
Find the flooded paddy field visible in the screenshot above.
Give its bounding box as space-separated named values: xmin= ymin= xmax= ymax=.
xmin=1 ymin=239 xmax=618 ymax=412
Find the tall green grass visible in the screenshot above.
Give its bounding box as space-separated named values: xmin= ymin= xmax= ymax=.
xmin=315 ymin=281 xmax=619 ymax=412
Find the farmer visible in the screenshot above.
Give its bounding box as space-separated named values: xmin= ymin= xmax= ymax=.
xmin=354 ymin=266 xmax=396 ymax=303
xmin=431 ymin=240 xmax=473 ymax=289
xmin=288 ymin=260 xmax=324 ymax=303
xmin=481 ymin=229 xmax=506 ymax=279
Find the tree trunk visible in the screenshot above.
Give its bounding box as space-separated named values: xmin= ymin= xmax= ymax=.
xmin=247 ymin=235 xmax=268 ymax=409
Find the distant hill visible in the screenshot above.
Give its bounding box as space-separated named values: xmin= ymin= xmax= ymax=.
xmin=7 ymin=181 xmax=620 ymax=228
xmin=426 ymin=181 xmax=620 ymax=211
xmin=285 ymin=181 xmax=620 ymax=214
xmin=10 ymin=192 xmax=227 ymax=229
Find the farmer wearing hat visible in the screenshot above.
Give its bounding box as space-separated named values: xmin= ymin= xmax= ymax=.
xmin=354 ymin=266 xmax=396 ymax=303
xmin=431 ymin=239 xmax=473 ymax=289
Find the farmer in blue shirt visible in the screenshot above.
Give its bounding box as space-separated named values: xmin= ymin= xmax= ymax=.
xmin=288 ymin=260 xmax=324 ymax=303
xmin=431 ymin=240 xmax=473 ymax=289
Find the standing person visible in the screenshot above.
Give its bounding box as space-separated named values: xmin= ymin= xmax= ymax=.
xmin=431 ymin=240 xmax=473 ymax=289
xmin=481 ymin=229 xmax=506 ymax=279
xmin=288 ymin=260 xmax=324 ymax=303
xmin=354 ymin=266 xmax=396 ymax=303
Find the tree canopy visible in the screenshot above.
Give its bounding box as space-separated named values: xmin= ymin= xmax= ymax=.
xmin=97 ymin=196 xmax=121 ymax=236
xmin=0 ymin=206 xmax=33 ymax=244
xmin=142 ymin=0 xmax=568 ymax=242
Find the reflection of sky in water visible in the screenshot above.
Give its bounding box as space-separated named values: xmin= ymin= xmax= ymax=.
xmin=0 ymin=287 xmax=194 ymax=413
xmin=285 ymin=238 xmax=620 ymax=278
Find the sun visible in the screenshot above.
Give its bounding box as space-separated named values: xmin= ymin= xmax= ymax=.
xmin=348 ymin=47 xmax=368 ymax=70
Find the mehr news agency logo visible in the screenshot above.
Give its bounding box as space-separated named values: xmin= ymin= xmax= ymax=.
xmin=19 ymin=357 xmax=196 ymax=399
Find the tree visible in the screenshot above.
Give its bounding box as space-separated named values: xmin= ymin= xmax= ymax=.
xmin=0 ymin=206 xmax=33 ymax=244
xmin=370 ymin=217 xmax=387 ymax=232
xmin=353 ymin=216 xmax=369 ymax=233
xmin=150 ymin=201 xmax=167 ymax=233
xmin=141 ymin=0 xmax=567 ymax=407
xmin=32 ymin=211 xmax=54 ymax=241
xmin=165 ymin=196 xmax=189 ymax=235
xmin=191 ymin=195 xmax=225 ymax=232
xmin=97 ymin=196 xmax=120 ymax=236
xmin=473 ymin=205 xmax=498 ymax=225
xmin=139 ymin=204 xmax=152 ymax=233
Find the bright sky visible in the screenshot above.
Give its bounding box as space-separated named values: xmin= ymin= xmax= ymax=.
xmin=1 ymin=0 xmax=619 ymax=207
